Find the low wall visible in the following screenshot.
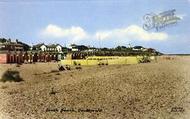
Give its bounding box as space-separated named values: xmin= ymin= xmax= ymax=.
xmin=60 ymin=56 xmax=141 ymax=66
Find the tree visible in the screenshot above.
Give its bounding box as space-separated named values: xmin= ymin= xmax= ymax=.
xmin=8 ymin=38 xmax=11 ymax=42
xmin=115 ymin=46 xmax=122 ymax=51
xmin=115 ymin=46 xmax=127 ymax=51
xmin=0 ymin=38 xmax=7 ymax=43
xmin=78 ymin=45 xmax=88 ymax=51
xmin=101 ymin=47 xmax=109 ymax=51
xmin=121 ymin=46 xmax=127 ymax=49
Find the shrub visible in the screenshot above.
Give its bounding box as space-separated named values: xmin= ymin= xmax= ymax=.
xmin=1 ymin=70 xmax=23 ymax=82
xmin=65 ymin=65 xmax=71 ymax=70
xmin=73 ymin=61 xmax=77 ymax=65
xmin=58 ymin=66 xmax=65 ymax=71
xmin=76 ymin=66 xmax=82 ymax=70
xmin=16 ymin=64 xmax=21 ymax=67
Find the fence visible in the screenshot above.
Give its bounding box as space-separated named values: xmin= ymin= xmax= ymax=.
xmin=0 ymin=52 xmax=63 ymax=64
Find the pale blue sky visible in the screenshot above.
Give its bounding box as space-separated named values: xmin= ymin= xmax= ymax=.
xmin=0 ymin=0 xmax=190 ymax=53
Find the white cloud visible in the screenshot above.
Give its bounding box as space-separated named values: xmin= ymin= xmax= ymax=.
xmin=95 ymin=25 xmax=168 ymax=41
xmin=40 ymin=24 xmax=168 ymax=44
xmin=41 ymin=24 xmax=88 ymax=42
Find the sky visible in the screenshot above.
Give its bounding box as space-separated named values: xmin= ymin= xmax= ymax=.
xmin=0 ymin=0 xmax=189 ymax=54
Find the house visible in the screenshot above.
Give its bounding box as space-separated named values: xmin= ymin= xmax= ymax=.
xmin=32 ymin=43 xmax=62 ymax=52
xmin=87 ymin=47 xmax=97 ymax=52
xmin=69 ymin=44 xmax=91 ymax=52
xmin=32 ymin=43 xmax=47 ymax=51
xmin=62 ymin=47 xmax=69 ymax=52
xmin=56 ymin=44 xmax=62 ymax=52
xmin=16 ymin=40 xmax=30 ymax=51
xmin=71 ymin=48 xmax=78 ymax=52
xmin=46 ymin=44 xmax=62 ymax=52
xmin=68 ymin=44 xmax=79 ymax=51
xmin=0 ymin=39 xmax=24 ymax=51
xmin=132 ymin=46 xmax=145 ymax=51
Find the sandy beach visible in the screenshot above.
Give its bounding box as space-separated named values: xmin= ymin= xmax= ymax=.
xmin=0 ymin=56 xmax=190 ymax=119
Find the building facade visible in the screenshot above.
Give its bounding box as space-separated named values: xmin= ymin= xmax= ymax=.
xmin=33 ymin=43 xmax=63 ymax=53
